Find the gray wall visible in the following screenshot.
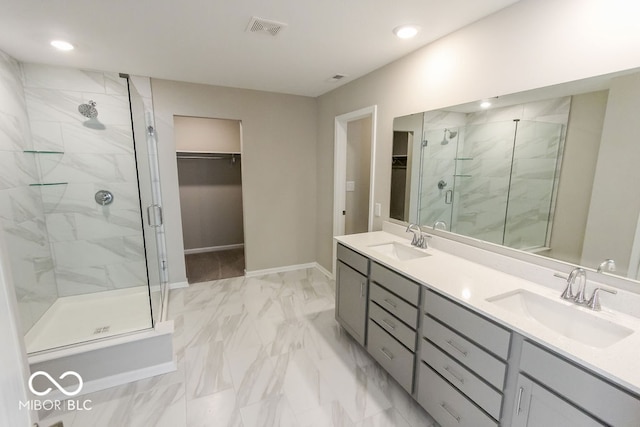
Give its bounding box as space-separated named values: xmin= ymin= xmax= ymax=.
xmin=547 ymin=91 xmax=608 ymax=264
xmin=151 ymin=79 xmax=317 ymax=281
xmin=178 ymin=157 xmax=244 ymax=250
xmin=315 ymin=0 xmax=640 ymax=272
xmin=582 ymin=73 xmax=640 ymax=275
xmin=345 ymin=117 xmax=371 ymax=235
xmin=175 ymin=117 xmax=244 ymax=251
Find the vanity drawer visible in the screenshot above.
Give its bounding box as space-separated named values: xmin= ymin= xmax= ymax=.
xmin=417 ymin=362 xmax=498 ymax=427
xmin=369 ymin=302 xmax=416 ymax=351
xmin=421 ymin=339 xmax=502 ymax=420
xmin=371 ymin=262 xmax=420 ymax=304
xmin=369 ymin=282 xmax=418 ymax=328
xmin=337 ymin=244 xmax=369 ymax=276
xmin=367 ymin=320 xmax=414 ymax=393
xmin=423 ymin=315 xmax=506 ymax=390
xmin=425 ymin=290 xmax=511 ymax=360
xmin=520 ymin=341 xmax=640 ymax=426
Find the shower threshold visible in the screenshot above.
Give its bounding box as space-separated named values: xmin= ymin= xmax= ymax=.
xmin=25 ymin=286 xmax=152 ymax=354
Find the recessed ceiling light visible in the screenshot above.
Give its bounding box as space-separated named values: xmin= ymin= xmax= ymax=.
xmin=480 ymin=101 xmax=492 ymax=109
xmin=393 ymin=25 xmax=420 ymax=39
xmin=50 ymin=40 xmax=74 ymax=51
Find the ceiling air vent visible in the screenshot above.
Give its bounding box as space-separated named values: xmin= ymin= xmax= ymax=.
xmin=327 ymin=74 xmax=347 ymax=83
xmin=247 ymin=17 xmax=288 ymax=36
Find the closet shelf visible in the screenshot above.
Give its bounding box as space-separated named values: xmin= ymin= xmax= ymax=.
xmin=29 ymin=182 xmax=68 ymax=187
xmin=24 ymin=150 xmax=64 ymax=154
xmin=176 ymin=151 xmax=240 ymax=161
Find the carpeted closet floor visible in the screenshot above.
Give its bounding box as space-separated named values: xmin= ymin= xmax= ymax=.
xmin=184 ymin=248 xmax=245 ymax=283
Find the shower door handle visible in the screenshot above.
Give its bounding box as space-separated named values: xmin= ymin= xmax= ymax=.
xmin=445 ymin=190 xmax=453 ymax=204
xmin=147 ymin=204 xmax=163 ymax=228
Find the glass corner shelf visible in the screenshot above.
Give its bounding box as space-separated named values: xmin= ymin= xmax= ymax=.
xmin=29 ymin=182 xmax=68 ymax=187
xmin=23 ymin=150 xmax=64 ymax=154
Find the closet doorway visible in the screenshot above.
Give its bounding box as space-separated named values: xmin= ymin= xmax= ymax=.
xmin=175 ymin=116 xmax=245 ymax=283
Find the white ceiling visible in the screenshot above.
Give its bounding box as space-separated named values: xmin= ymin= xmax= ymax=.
xmin=0 ymin=0 xmax=519 ymax=97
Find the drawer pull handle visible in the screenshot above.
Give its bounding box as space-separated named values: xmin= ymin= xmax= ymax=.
xmin=382 ymin=298 xmax=397 ymax=309
xmin=360 ymin=282 xmax=366 ymax=297
xmin=444 ymin=365 xmax=465 ymax=384
xmin=516 ymin=386 xmax=524 ymax=415
xmin=380 ymin=347 xmax=394 ymax=361
xmin=381 ymin=319 xmax=396 ymax=330
xmin=440 ymin=402 xmax=461 ymax=423
xmin=446 ymin=339 xmax=468 ymax=357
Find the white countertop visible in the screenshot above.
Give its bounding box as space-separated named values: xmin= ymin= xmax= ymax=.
xmin=335 ymin=230 xmax=640 ymax=396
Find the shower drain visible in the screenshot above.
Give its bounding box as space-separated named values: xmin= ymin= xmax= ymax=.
xmin=93 ymin=326 xmax=110 ymax=334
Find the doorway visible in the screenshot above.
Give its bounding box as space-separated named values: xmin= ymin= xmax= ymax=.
xmin=174 ymin=116 xmax=246 ymax=283
xmin=333 ymin=105 xmax=377 ymax=275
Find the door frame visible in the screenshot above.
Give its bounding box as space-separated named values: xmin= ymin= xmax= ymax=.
xmin=332 ymin=105 xmax=378 ymax=276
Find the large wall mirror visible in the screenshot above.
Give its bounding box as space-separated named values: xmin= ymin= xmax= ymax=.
xmin=391 ymin=67 xmax=640 ymax=282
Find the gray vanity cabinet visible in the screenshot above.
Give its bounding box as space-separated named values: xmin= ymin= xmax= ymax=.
xmin=366 ymin=262 xmax=420 ymax=393
xmin=335 ymin=244 xmax=369 ymax=345
xmin=512 ymin=374 xmax=603 ymax=427
xmin=418 ymin=289 xmax=511 ymax=427
xmin=516 ymin=341 xmax=640 ymax=426
xmin=334 ymin=243 xmax=640 ymax=426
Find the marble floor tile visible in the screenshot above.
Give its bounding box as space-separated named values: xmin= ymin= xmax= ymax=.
xmin=185 ymin=340 xmax=233 ymax=399
xmin=187 ymin=388 xmax=244 ymax=427
xmin=317 ymin=356 xmax=392 ymax=423
xmin=240 ymin=394 xmax=299 ymax=427
xmin=129 ymin=382 xmax=187 ymax=427
xmin=227 ymin=344 xmax=282 ymax=407
xmin=295 ymin=400 xmax=357 ymax=427
xmin=38 ymin=268 xmax=437 ymax=427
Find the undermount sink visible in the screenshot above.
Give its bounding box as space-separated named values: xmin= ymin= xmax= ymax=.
xmin=487 ymin=289 xmax=633 ymax=348
xmin=369 ymin=242 xmax=430 ymax=261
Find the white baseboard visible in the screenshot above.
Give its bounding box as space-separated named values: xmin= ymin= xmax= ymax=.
xmin=169 ymin=281 xmax=189 ymax=289
xmin=245 ymin=262 xmax=316 ymax=277
xmin=245 ymin=262 xmax=334 ymax=279
xmin=313 ymin=262 xmax=334 ymax=279
xmin=184 ymin=244 xmax=244 ymax=255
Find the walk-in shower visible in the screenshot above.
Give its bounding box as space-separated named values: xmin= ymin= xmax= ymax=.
xmin=419 ymin=119 xmax=564 ymax=251
xmin=0 ymin=60 xmax=168 ymax=355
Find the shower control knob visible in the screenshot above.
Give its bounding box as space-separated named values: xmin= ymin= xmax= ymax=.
xmin=95 ymin=190 xmax=114 ymax=206
xmin=437 ymin=180 xmax=448 ymax=190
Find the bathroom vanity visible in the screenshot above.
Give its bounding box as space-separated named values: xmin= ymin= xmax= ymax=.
xmin=335 ymin=224 xmax=640 ymax=426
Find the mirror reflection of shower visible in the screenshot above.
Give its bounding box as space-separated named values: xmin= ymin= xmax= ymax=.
xmin=78 ymin=99 xmax=106 ymax=129
xmin=441 ymin=128 xmax=457 ymax=145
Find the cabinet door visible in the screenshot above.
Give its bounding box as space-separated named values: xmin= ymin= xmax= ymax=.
xmin=512 ymin=375 xmax=603 ymax=427
xmin=336 ymin=261 xmax=368 ymax=345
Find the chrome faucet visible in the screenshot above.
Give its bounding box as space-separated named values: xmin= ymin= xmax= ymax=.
xmin=586 ymin=287 xmax=618 ymax=311
xmin=406 ymin=223 xmax=429 ymax=249
xmin=406 ymin=223 xmax=422 ymax=246
xmin=433 ymin=220 xmax=447 ymax=231
xmin=561 ymin=267 xmax=586 ymax=301
xmin=596 ymin=259 xmax=616 ymax=274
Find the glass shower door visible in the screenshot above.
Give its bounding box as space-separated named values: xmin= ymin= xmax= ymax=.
xmin=128 ymin=80 xmax=166 ymax=325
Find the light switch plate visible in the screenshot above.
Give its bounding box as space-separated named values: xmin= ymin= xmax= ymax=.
xmin=374 ymin=203 xmax=381 ymax=217
xmin=346 ymin=181 xmax=355 ymax=192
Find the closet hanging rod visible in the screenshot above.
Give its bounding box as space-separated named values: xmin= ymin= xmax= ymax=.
xmin=176 ymin=153 xmax=240 ymax=160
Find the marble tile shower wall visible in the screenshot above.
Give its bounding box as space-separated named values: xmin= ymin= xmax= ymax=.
xmin=0 ymin=51 xmax=57 ymax=334
xmin=420 ymin=97 xmax=569 ymax=248
xmin=22 ymin=63 xmax=147 ymax=298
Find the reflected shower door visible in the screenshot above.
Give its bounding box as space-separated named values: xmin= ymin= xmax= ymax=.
xmin=128 ymin=80 xmax=165 ymax=325
xmin=504 ymin=120 xmax=564 ymax=250
xmin=417 ymin=127 xmax=459 ymax=227
xmin=452 ymin=121 xmax=517 ymax=244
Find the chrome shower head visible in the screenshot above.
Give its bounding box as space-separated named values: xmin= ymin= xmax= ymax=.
xmin=78 ymin=100 xmax=98 ymax=118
